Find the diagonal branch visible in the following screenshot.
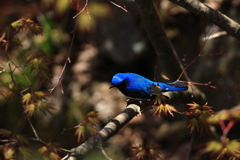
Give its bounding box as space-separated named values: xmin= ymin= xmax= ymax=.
xmin=61 ymin=100 xmax=141 ymax=160
xmin=168 ymin=0 xmax=240 ymax=40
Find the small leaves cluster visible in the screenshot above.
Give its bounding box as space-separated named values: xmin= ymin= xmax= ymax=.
xmin=0 ymin=18 xmax=42 ymax=51
xmin=205 ymin=137 xmax=240 ymax=160
xmin=186 ymin=102 xmax=213 ymax=134
xmin=129 ymin=143 xmax=162 ymax=160
xmin=0 ymin=129 xmax=31 ymax=159
xmin=22 ymin=91 xmax=54 ymax=117
xmin=75 ymin=111 xmax=101 ymax=142
xmin=204 ymin=107 xmax=240 ymax=159
xmin=24 ymin=51 xmax=52 ymax=84
xmin=149 ymin=85 xmax=177 ymax=118
xmin=38 ymin=142 xmax=61 ymax=160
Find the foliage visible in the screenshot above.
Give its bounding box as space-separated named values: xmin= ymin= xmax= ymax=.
xmin=0 ymin=18 xmax=42 ymax=52
xmin=186 ymin=102 xmax=213 ymax=134
xmin=0 ymin=1 xmax=240 ymax=160
xmin=129 ymin=144 xmax=162 ymax=160
xmin=204 ymin=108 xmax=240 ymax=159
xmin=38 ymin=142 xmax=61 ymax=160
xmin=75 ymin=111 xmax=100 ymax=142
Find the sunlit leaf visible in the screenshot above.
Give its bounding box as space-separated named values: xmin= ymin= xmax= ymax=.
xmin=75 ymin=125 xmax=86 ymax=142
xmin=207 ymin=108 xmax=240 ymax=125
xmin=24 ymin=103 xmax=37 ymax=117
xmin=22 ymin=93 xmax=32 ymax=104
xmin=34 ymin=91 xmax=49 ymax=101
xmin=205 ymin=137 xmax=240 ymax=160
xmin=38 ymin=142 xmax=61 ymax=159
xmin=87 ymin=111 xmax=101 ymax=125
xmin=3 ymin=147 xmax=15 ymax=159
xmin=153 ymin=104 xmax=177 ymax=118
xmin=38 ymin=146 xmax=48 ymax=155
xmin=11 ymin=18 xmax=25 ymax=30
xmin=49 ymin=151 xmax=61 ymax=160
xmin=130 ymin=144 xmax=162 ymax=160
xmin=160 ymin=72 xmax=170 ymax=80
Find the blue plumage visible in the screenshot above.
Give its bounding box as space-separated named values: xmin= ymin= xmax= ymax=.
xmin=110 ymin=72 xmax=188 ymax=100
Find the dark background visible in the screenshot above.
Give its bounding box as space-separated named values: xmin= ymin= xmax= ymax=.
xmin=0 ymin=0 xmax=240 ymax=159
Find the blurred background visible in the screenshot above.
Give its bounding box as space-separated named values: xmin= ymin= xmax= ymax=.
xmin=0 ymin=0 xmax=240 ymax=159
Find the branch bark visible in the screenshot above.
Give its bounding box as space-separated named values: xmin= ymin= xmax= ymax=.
xmin=62 ymin=100 xmax=141 ymax=160
xmin=168 ymin=0 xmax=240 ymax=40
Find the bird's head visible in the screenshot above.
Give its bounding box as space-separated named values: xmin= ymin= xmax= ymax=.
xmin=109 ymin=73 xmax=126 ymax=89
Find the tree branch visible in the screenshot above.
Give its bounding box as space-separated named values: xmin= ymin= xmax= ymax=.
xmin=168 ymin=0 xmax=240 ymax=40
xmin=135 ymin=0 xmax=189 ymax=81
xmin=61 ymin=100 xmax=141 ymax=160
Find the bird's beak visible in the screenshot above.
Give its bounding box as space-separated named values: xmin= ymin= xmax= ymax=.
xmin=109 ymin=84 xmax=115 ymax=89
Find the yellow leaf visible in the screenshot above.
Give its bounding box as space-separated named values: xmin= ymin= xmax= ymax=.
xmin=38 ymin=146 xmax=47 ymax=155
xmin=34 ymin=91 xmax=48 ymax=100
xmin=4 ymin=147 xmax=15 ymax=159
xmin=24 ymin=103 xmax=37 ymax=117
xmin=160 ymin=72 xmax=170 ymax=80
xmin=153 ymin=104 xmax=177 ymax=118
xmin=75 ymin=125 xmax=86 ymax=142
xmin=22 ymin=93 xmax=32 ymax=104
xmin=49 ymin=151 xmax=60 ymax=160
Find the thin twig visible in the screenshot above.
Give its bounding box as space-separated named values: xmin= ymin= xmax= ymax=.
xmin=73 ymin=0 xmax=89 ymax=19
xmin=49 ymin=0 xmax=79 ymax=93
xmin=99 ymin=141 xmax=113 ymax=160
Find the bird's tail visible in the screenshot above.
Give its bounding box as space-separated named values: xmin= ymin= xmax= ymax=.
xmin=158 ymin=82 xmax=188 ymax=92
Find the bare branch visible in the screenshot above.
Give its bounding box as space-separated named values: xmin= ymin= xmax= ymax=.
xmin=168 ymin=0 xmax=240 ymax=40
xmin=135 ymin=0 xmax=190 ymax=81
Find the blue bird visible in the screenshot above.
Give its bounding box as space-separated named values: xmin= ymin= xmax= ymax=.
xmin=110 ymin=72 xmax=188 ymax=100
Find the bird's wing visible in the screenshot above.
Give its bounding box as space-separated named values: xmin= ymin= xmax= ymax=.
xmin=166 ymin=82 xmax=188 ymax=88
